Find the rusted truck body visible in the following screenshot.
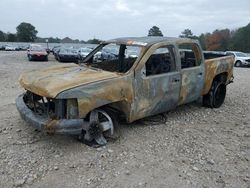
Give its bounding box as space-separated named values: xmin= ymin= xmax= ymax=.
xmin=16 ymin=37 xmax=234 ymax=145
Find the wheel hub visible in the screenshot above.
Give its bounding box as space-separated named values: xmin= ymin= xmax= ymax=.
xmin=83 ymin=110 xmax=114 ymax=146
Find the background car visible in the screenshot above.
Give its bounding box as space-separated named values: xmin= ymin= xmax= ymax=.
xmin=5 ymin=45 xmax=17 ymax=51
xmin=27 ymin=45 xmax=48 ymax=61
xmin=0 ymin=45 xmax=7 ymax=50
xmin=51 ymin=46 xmax=61 ymax=55
xmin=225 ymin=51 xmax=250 ymax=67
xmin=93 ymin=48 xmax=118 ymax=62
xmin=78 ymin=47 xmax=93 ymax=60
xmin=17 ymin=44 xmax=29 ymax=51
xmin=52 ymin=46 xmax=61 ymax=60
xmin=57 ymin=48 xmax=79 ymax=63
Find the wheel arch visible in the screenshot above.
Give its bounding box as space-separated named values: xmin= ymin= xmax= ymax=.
xmin=83 ymin=100 xmax=130 ymax=122
xmin=203 ymin=72 xmax=228 ymax=95
xmin=213 ymin=72 xmax=228 ymax=84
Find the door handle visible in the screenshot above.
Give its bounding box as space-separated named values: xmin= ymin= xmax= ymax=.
xmin=198 ymin=72 xmax=203 ymax=76
xmin=172 ymin=78 xmax=180 ymax=82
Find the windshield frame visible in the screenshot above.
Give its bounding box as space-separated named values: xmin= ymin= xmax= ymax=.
xmin=81 ymin=42 xmax=143 ymax=74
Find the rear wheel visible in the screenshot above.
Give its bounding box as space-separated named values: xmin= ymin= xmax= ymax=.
xmin=203 ymin=80 xmax=226 ymax=108
xmin=235 ymin=61 xmax=242 ymax=67
xmin=28 ymin=55 xmax=32 ymax=61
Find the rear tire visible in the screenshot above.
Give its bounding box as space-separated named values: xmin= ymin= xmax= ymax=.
xmin=235 ymin=61 xmax=242 ymax=67
xmin=203 ymin=80 xmax=226 ymax=108
xmin=28 ymin=55 xmax=32 ymax=61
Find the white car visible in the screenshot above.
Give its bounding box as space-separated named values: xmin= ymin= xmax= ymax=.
xmin=5 ymin=45 xmax=17 ymax=51
xmin=225 ymin=51 xmax=250 ymax=67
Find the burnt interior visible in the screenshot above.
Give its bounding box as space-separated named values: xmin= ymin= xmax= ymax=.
xmin=180 ymin=51 xmax=227 ymax=69
xmin=146 ymin=54 xmax=173 ymax=76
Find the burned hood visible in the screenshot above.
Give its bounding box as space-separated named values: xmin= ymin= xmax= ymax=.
xmin=19 ymin=64 xmax=119 ymax=98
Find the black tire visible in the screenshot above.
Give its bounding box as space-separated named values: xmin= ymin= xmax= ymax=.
xmin=235 ymin=61 xmax=242 ymax=67
xmin=28 ymin=55 xmax=32 ymax=61
xmin=44 ymin=56 xmax=48 ymax=61
xmin=203 ymin=80 xmax=226 ymax=108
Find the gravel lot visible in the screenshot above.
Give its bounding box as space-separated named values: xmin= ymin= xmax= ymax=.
xmin=0 ymin=51 xmax=249 ymax=188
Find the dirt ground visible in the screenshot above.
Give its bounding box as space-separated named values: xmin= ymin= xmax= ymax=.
xmin=0 ymin=51 xmax=249 ymax=188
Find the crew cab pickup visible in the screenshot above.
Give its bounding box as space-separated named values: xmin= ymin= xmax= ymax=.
xmin=16 ymin=37 xmax=234 ymax=145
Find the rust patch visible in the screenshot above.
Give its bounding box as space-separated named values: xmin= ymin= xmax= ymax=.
xmin=46 ymin=119 xmax=59 ymax=134
xmin=202 ymin=56 xmax=234 ymax=95
xmin=19 ymin=64 xmax=119 ymax=98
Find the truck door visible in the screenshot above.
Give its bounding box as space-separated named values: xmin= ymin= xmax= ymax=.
xmin=177 ymin=42 xmax=205 ymax=105
xmin=132 ymin=44 xmax=181 ymax=121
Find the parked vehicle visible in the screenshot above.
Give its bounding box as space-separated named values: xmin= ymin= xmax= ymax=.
xmin=93 ymin=48 xmax=118 ymax=62
xmin=16 ymin=37 xmax=234 ymax=146
xmin=225 ymin=51 xmax=250 ymax=67
xmin=57 ymin=48 xmax=79 ymax=63
xmin=52 ymin=46 xmax=62 ymax=60
xmin=51 ymin=46 xmax=61 ymax=55
xmin=0 ymin=45 xmax=7 ymax=51
xmin=18 ymin=45 xmax=29 ymax=51
xmin=27 ymin=45 xmax=48 ymax=61
xmin=78 ymin=47 xmax=93 ymax=60
xmin=5 ymin=45 xmax=17 ymax=51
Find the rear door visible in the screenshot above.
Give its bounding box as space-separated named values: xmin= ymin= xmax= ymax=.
xmin=132 ymin=44 xmax=181 ymax=121
xmin=177 ymin=42 xmax=205 ymax=105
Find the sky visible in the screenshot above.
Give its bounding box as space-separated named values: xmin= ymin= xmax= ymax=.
xmin=0 ymin=0 xmax=250 ymax=41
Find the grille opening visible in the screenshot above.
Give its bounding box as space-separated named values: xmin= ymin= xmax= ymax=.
xmin=23 ymin=91 xmax=65 ymax=119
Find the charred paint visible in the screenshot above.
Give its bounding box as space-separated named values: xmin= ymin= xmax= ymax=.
xmin=202 ymin=56 xmax=234 ymax=95
xmin=19 ymin=64 xmax=119 ymax=98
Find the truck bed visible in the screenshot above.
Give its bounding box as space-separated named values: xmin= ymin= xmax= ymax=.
xmin=202 ymin=55 xmax=234 ymax=95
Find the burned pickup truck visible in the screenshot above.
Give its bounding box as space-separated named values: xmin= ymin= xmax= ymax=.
xmin=16 ymin=37 xmax=234 ymax=145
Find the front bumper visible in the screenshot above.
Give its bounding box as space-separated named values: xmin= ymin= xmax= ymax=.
xmin=16 ymin=94 xmax=85 ymax=135
xmin=242 ymin=61 xmax=250 ymax=66
xmin=31 ymin=55 xmax=47 ymax=60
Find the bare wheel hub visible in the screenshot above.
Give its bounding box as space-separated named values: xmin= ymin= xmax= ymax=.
xmin=83 ymin=110 xmax=114 ymax=145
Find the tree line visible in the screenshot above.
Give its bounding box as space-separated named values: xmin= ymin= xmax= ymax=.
xmin=0 ymin=22 xmax=102 ymax=44
xmin=148 ymin=23 xmax=250 ymax=52
xmin=1 ymin=22 xmax=250 ymax=52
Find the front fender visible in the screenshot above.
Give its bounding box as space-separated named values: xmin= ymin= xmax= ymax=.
xmin=56 ymin=77 xmax=133 ymax=118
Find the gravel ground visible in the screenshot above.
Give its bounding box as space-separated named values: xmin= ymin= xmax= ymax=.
xmin=0 ymin=51 xmax=249 ymax=188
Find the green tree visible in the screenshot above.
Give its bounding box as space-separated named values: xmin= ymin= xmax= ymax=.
xmin=6 ymin=33 xmax=17 ymax=42
xmin=0 ymin=30 xmax=5 ymax=41
xmin=230 ymin=23 xmax=250 ymax=52
xmin=48 ymin=37 xmax=61 ymax=43
xmin=16 ymin=22 xmax=38 ymax=42
xmin=87 ymin=38 xmax=102 ymax=44
xmin=148 ymin=26 xmax=163 ymax=36
xmin=179 ymin=29 xmax=194 ymax=38
xmin=198 ymin=33 xmax=207 ymax=50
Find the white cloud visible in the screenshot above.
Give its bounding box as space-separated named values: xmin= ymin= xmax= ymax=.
xmin=116 ymin=0 xmax=130 ymax=12
xmin=0 ymin=0 xmax=249 ymax=40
